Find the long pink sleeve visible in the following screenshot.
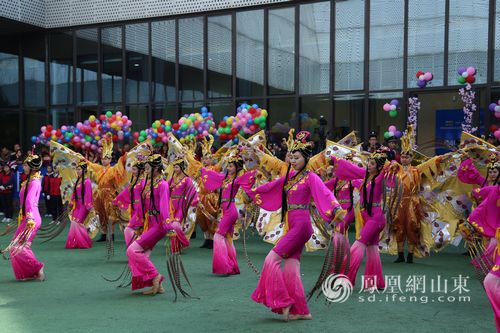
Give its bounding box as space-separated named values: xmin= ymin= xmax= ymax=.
xmin=457 ymin=158 xmax=485 ymax=186
xmin=84 ymin=179 xmax=93 ymax=210
xmin=159 ymin=181 xmax=171 ymax=225
xmin=307 ymin=172 xmax=342 ymax=221
xmin=235 ymin=170 xmax=257 ymax=192
xmin=324 ymin=177 xmax=337 ymax=191
xmin=333 ymin=157 xmax=365 ymax=181
xmin=201 ymin=168 xmax=226 ymax=191
xmin=113 ymin=186 xmax=130 ymax=210
xmin=24 ymin=179 xmax=41 ymax=219
xmin=245 ymin=176 xmax=285 ymax=211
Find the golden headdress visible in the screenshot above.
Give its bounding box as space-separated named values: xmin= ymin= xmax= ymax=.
xmin=200 ymin=135 xmax=214 ymax=157
xmin=370 ymin=148 xmax=389 ymax=167
xmin=401 ymin=125 xmax=415 ymax=155
xmin=77 ymin=160 xmax=88 ymax=169
xmin=284 ymin=130 xmax=313 ymax=158
xmin=225 ymin=147 xmax=244 ymax=170
xmin=101 ymin=132 xmax=113 ymax=159
xmin=24 ymin=147 xmax=42 ymax=170
xmin=147 ymin=154 xmax=163 ymax=168
xmin=486 ymin=153 xmax=500 ymax=169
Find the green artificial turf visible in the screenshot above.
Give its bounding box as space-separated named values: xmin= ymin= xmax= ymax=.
xmin=0 ymin=222 xmax=496 ymax=333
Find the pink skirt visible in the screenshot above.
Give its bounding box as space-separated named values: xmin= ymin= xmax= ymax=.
xmin=65 ymin=221 xmax=92 ymax=249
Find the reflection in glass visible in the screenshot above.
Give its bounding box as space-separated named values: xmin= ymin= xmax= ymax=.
xmin=448 ymin=0 xmax=489 ymax=84
xmin=268 ymin=98 xmax=296 ymax=143
xmin=50 ymin=107 xmax=74 ymax=128
xmin=179 ymin=17 xmax=204 ymax=101
xmin=269 ymin=8 xmax=295 ymax=94
xmin=126 ymin=23 xmax=149 ymax=103
xmin=152 ymin=20 xmax=176 ymax=103
xmin=102 ymin=27 xmax=123 ymax=104
xmin=153 ymin=104 xmax=178 ymax=121
xmin=126 ymin=105 xmax=149 ymax=133
xmin=206 ymin=100 xmax=234 ymax=127
xmin=0 ymin=111 xmax=19 ymax=148
xmin=369 ymin=0 xmax=404 ymax=90
xmin=333 ymin=95 xmax=364 ymax=139
xmin=23 ymin=35 xmax=46 ymax=107
xmin=76 ymin=29 xmax=98 ymax=105
xmin=300 ymin=96 xmax=330 ymax=152
xmin=236 ymin=10 xmax=264 ymax=97
xmin=50 ymin=32 xmax=73 ymax=105
xmin=408 ymin=0 xmax=445 ymax=88
xmin=335 ymin=0 xmax=364 ymax=91
xmin=368 ymin=92 xmax=405 ymax=145
xmin=208 ymin=15 xmax=232 ymax=98
xmin=25 ymin=109 xmax=47 ymax=146
xmin=0 ymin=36 xmax=19 ymax=107
xmin=300 ymin=2 xmax=330 ymax=94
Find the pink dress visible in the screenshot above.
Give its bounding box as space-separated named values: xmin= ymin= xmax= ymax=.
xmin=333 ymin=157 xmax=394 ymax=289
xmin=167 ymin=175 xmax=199 ymax=249
xmin=113 ymin=179 xmax=145 ymax=247
xmin=66 ymin=178 xmax=93 ymax=249
xmin=325 ymin=177 xmax=362 ymax=233
xmin=245 ymin=169 xmax=342 ymax=316
xmin=201 ymin=168 xmax=255 ymax=275
xmin=468 ymin=185 xmax=500 ymax=332
xmin=126 ymin=177 xmax=172 ymax=290
xmin=11 ymin=175 xmax=44 ymax=280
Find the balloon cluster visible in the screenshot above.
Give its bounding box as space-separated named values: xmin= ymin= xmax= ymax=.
xmin=488 ymin=100 xmax=500 ymax=119
xmin=490 ymin=125 xmax=500 ymax=140
xmin=134 ymin=107 xmax=218 ymax=146
xmin=34 ymin=111 xmax=132 ymax=151
xmin=217 ymin=104 xmax=268 ymax=143
xmin=415 ymin=70 xmax=433 ymax=88
xmin=457 ymin=67 xmax=476 ymax=84
xmin=382 ymin=99 xmax=399 ymax=118
xmin=383 ymin=125 xmax=402 ymax=140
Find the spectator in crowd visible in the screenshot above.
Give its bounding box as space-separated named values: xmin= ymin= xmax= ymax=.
xmin=362 ymin=131 xmax=381 ymax=153
xmin=0 ymin=163 xmax=15 ymax=223
xmin=42 ymin=165 xmax=53 ymax=218
xmin=49 ymin=166 xmax=63 ymax=220
xmin=1 ymin=147 xmax=11 ymax=164
xmin=386 ymin=137 xmax=400 ymax=162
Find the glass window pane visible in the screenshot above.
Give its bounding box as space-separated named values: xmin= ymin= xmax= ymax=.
xmin=102 ymin=27 xmax=123 ymax=104
xmin=152 ymin=20 xmax=176 ymax=103
xmin=269 ymin=8 xmax=295 ymax=95
xmin=300 ymin=96 xmax=330 ymax=152
xmin=333 ymin=94 xmax=364 ymax=138
xmin=153 ymin=104 xmax=178 ymax=121
xmin=495 ymin=2 xmax=500 ymax=82
xmin=126 ymin=23 xmax=149 ymax=104
xmin=80 ymin=107 xmax=99 ymax=122
xmin=126 ymin=105 xmax=149 ymax=133
xmin=0 ymin=36 xmax=19 ymax=107
xmin=269 ymin=97 xmax=296 ymax=142
xmin=23 ymin=34 xmax=46 ymax=107
xmin=448 ymin=0 xmax=489 ymax=85
xmin=237 ymin=10 xmax=264 ymax=97
xmin=206 ymin=100 xmax=234 ymax=128
xmin=300 ymin=2 xmax=330 ymax=94
xmin=179 ymin=17 xmax=204 ymax=101
xmin=368 ymin=92 xmax=405 ymax=148
xmin=408 ymin=0 xmax=445 ymax=88
xmin=0 ymin=111 xmax=20 ymax=148
xmin=369 ymin=0 xmax=404 ymax=90
xmin=50 ymin=32 xmax=73 ymax=105
xmin=335 ymin=0 xmax=364 ymax=91
xmin=76 ymin=29 xmax=98 ymax=105
xmin=50 ymin=107 xmax=74 ymax=128
xmin=25 ymin=109 xmax=46 ymax=146
xmin=208 ymin=15 xmax=232 ymax=98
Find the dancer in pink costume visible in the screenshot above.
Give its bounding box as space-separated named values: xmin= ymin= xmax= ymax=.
xmin=200 ymin=153 xmax=255 ymax=276
xmin=244 ymin=131 xmax=345 ymax=321
xmin=458 ymin=153 xmax=499 ymax=259
xmin=167 ymin=158 xmax=199 ymax=249
xmin=65 ymin=161 xmax=93 ymax=249
xmin=331 ymin=149 xmax=398 ymax=290
xmin=126 ymin=155 xmax=173 ymax=295
xmin=113 ymin=161 xmax=146 ymax=247
xmin=1 ymin=152 xmax=45 ymax=281
xmin=466 ymin=183 xmax=500 ymax=332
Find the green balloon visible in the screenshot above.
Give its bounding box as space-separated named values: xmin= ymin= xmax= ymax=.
xmin=389 ymin=110 xmax=398 ymax=118
xmin=106 ymin=111 xmax=112 ymax=118
xmin=384 ymin=131 xmax=390 ymax=139
xmin=181 ymin=124 xmax=187 ymax=130
xmin=207 ymin=120 xmax=212 ymax=126
xmin=140 ymin=130 xmax=146 ymax=136
xmin=457 ymin=76 xmax=466 ymax=84
xmin=138 ymin=136 xmax=145 ymax=142
xmin=225 ymin=127 xmax=231 ymax=134
xmin=165 ymin=126 xmax=171 ymax=131
xmin=259 ymin=122 xmax=266 ymax=128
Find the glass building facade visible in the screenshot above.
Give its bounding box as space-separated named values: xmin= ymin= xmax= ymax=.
xmin=0 ymin=0 xmax=499 ymax=154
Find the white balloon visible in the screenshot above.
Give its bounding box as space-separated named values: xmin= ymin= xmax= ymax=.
xmin=418 ymin=75 xmax=425 ymax=81
xmin=494 ymin=105 xmax=500 ymax=112
xmin=462 ymin=72 xmax=468 ymax=78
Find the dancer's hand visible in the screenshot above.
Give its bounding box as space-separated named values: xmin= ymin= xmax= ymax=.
xmin=26 ymin=219 xmax=36 ymax=229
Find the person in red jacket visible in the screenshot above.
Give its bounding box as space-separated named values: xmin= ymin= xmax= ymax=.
xmin=49 ymin=166 xmax=63 ymax=220
xmin=42 ymin=165 xmax=53 ymax=218
xmin=0 ymin=164 xmax=15 ymax=223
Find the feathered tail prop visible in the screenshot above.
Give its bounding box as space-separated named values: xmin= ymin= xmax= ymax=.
xmin=106 ymin=222 xmax=114 ymax=259
xmin=307 ymin=231 xmax=350 ymax=302
xmin=164 ymin=232 xmax=198 ymax=302
xmin=460 ymin=222 xmax=494 ymax=286
xmin=241 ymin=202 xmax=260 ymax=276
xmin=0 ymin=226 xmax=35 ymax=260
xmin=101 ymin=233 xmax=137 ymax=288
xmin=0 ymin=221 xmax=17 ymax=237
xmin=38 ymin=210 xmax=69 ymax=243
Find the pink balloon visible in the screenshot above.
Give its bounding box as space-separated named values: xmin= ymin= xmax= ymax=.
xmin=41 ymin=126 xmax=46 ymax=132
xmin=383 ymin=103 xmax=391 ymax=112
xmin=73 ymin=137 xmax=80 ymax=142
xmin=423 ymin=72 xmax=433 ymax=81
xmin=495 ymin=111 xmax=500 ymax=119
xmin=495 ymin=129 xmax=500 ymax=139
xmin=388 ymin=125 xmax=397 ymax=133
xmin=122 ymin=115 xmax=128 ymax=122
xmin=85 ymin=142 xmax=91 ymax=147
xmin=116 ymin=111 xmax=122 ymax=117
xmin=466 ymin=67 xmax=476 ymax=76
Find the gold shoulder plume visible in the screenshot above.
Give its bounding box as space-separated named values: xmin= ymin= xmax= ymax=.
xmin=101 ymin=132 xmax=113 ymax=159
xmin=401 ymin=125 xmax=415 ymax=155
xmin=201 ymin=135 xmax=214 ymax=157
xmin=282 ymin=129 xmax=295 ymax=151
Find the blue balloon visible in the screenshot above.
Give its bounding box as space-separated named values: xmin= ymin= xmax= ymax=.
xmin=201 ymin=106 xmax=208 ymax=113
xmin=208 ymin=112 xmax=213 ymax=118
xmin=31 ymin=136 xmax=37 ymax=143
xmin=247 ymin=119 xmax=253 ymax=125
xmin=124 ymin=132 xmax=130 ymax=138
xmin=223 ymin=116 xmax=228 ymax=121
xmin=74 ymin=129 xmax=80 ymax=135
xmin=232 ymin=138 xmax=239 ymax=144
xmin=252 ymin=104 xmax=258 ymax=108
xmin=57 ymin=139 xmax=62 ymax=143
xmin=241 ymin=103 xmax=248 ymax=109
